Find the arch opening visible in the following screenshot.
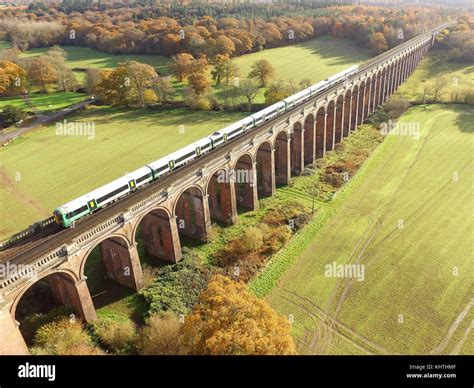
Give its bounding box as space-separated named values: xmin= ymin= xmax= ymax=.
xmin=274 ymin=131 xmax=290 ymax=185
xmin=256 ymin=141 xmax=274 ymax=198
xmin=315 ymin=107 xmax=326 ymax=158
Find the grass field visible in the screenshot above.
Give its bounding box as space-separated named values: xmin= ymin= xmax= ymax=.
xmin=233 ymin=36 xmax=369 ymax=84
xmin=0 ymin=107 xmax=247 ymax=238
xmin=19 ymin=45 xmax=170 ymax=74
xmin=257 ymin=104 xmax=473 ymax=355
xmin=396 ymin=50 xmax=474 ymax=103
xmin=0 ymin=92 xmax=85 ymax=113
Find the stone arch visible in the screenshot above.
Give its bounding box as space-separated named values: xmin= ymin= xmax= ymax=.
xmin=134 ymin=206 xmax=182 ymax=263
xmin=325 ymin=100 xmax=336 ymax=151
xmin=335 ymin=94 xmax=344 ymax=144
xmin=174 ymin=184 xmax=210 ymax=241
xmin=256 ymin=140 xmax=275 ymax=198
xmin=206 ymin=168 xmax=237 ymax=225
xmin=80 ymin=234 xmax=144 ymax=307
xmin=290 ymin=121 xmax=304 ymax=175
xmin=11 ymin=269 xmax=95 ymax=346
xmin=315 ymin=106 xmax=326 ymax=158
xmin=343 ymin=89 xmax=352 ymax=137
xmin=274 ymin=130 xmax=290 ymax=185
xmin=303 ymin=113 xmax=316 ymax=165
xmin=233 ymin=153 xmax=258 ymax=211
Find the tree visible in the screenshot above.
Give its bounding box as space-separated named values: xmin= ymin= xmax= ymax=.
xmin=210 ymin=54 xmax=230 ymax=85
xmin=264 ymin=81 xmax=292 ymax=105
xmin=125 ymin=61 xmax=157 ymax=108
xmin=84 ymin=68 xmax=102 ymax=96
xmin=180 ymin=274 xmax=296 ymax=355
xmin=222 ymin=59 xmax=239 ymax=86
xmin=152 ymin=76 xmax=176 ymax=103
xmin=45 ymin=46 xmax=78 ymax=92
xmin=430 ymin=77 xmax=448 ymax=103
xmin=169 ymin=53 xmax=194 ymax=82
xmin=26 ymin=56 xmax=58 ymax=93
xmin=137 ymin=312 xmax=183 ymax=355
xmin=0 ymin=61 xmax=26 ymax=96
xmin=237 ymin=79 xmax=260 ymax=111
xmin=188 ymin=72 xmax=210 ymax=95
xmin=369 ymin=32 xmax=389 ymax=55
xmin=0 ymin=105 xmax=28 ymax=128
xmin=249 ymin=59 xmax=275 ymax=87
xmin=299 ymin=78 xmax=312 ymax=89
xmin=96 ymin=67 xmax=131 ymax=106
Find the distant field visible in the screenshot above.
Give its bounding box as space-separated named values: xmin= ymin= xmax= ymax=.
xmin=0 ymin=92 xmax=85 ymax=113
xmin=263 ymin=105 xmax=473 ymax=355
xmin=0 ymin=107 xmax=247 ymax=238
xmin=0 ymin=40 xmax=10 ymax=50
xmin=233 ymin=36 xmax=370 ymax=84
xmin=396 ymin=50 xmax=474 ymax=102
xmin=19 ymin=45 xmax=170 ymax=74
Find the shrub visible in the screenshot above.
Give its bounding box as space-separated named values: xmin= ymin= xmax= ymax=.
xmin=32 ymin=317 xmax=104 ymax=355
xmin=141 ymin=249 xmax=214 ymax=316
xmin=141 ymin=264 xmax=159 ymax=289
xmin=136 ymin=312 xmax=182 ymax=355
xmin=92 ymin=318 xmax=136 ymax=354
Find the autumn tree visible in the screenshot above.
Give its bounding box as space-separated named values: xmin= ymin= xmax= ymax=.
xmin=136 ymin=312 xmax=183 ymax=355
xmin=249 ymin=59 xmax=275 ymax=87
xmin=210 ymin=54 xmax=230 ymax=85
xmin=369 ymin=32 xmax=389 ymax=55
xmin=180 ymin=274 xmax=296 ymax=355
xmin=188 ymin=72 xmax=210 ymax=95
xmin=152 ymin=76 xmax=176 ymax=102
xmin=26 ymin=56 xmax=58 ymax=93
xmin=125 ymin=61 xmax=157 ymax=108
xmin=222 ymin=59 xmax=239 ymax=86
xmin=0 ymin=61 xmax=26 ymax=96
xmin=84 ymin=68 xmax=102 ymax=96
xmin=45 ymin=47 xmax=78 ymax=92
xmin=430 ymin=77 xmax=448 ymax=103
xmin=96 ymin=67 xmax=131 ymax=106
xmin=169 ymin=53 xmax=194 ymax=82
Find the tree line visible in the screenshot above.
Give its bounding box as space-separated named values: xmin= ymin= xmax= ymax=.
xmin=0 ymin=4 xmax=446 ymax=58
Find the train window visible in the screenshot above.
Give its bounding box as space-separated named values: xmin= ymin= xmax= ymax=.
xmin=156 ymin=165 xmax=168 ymax=173
xmin=201 ymin=143 xmax=211 ymax=150
xmin=97 ymin=184 xmax=128 ymax=204
xmin=136 ymin=173 xmax=151 ymax=183
xmin=67 ymin=205 xmax=88 ymax=219
xmin=175 ymin=151 xmax=195 ymax=164
xmin=229 ymin=127 xmax=242 ymax=136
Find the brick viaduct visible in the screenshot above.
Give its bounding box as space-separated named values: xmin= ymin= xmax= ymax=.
xmin=0 ymin=26 xmax=445 ymax=354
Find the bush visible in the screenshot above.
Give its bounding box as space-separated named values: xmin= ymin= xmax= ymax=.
xmin=141 ymin=264 xmax=159 ymax=289
xmin=20 ymin=306 xmax=72 ymax=346
xmin=92 ymin=318 xmax=136 ymax=354
xmin=32 ymin=317 xmax=104 ymax=355
xmin=136 ymin=312 xmax=183 ymax=355
xmin=0 ymin=105 xmax=28 ymax=128
xmin=141 ymin=249 xmax=214 ymax=316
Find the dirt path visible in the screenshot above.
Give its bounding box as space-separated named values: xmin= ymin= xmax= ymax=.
xmin=450 ymin=319 xmax=473 ymax=355
xmin=432 ymin=298 xmax=474 ymax=354
xmin=0 ymin=167 xmax=48 ymax=216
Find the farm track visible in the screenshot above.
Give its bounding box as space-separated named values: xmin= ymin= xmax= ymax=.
xmin=280 ymin=288 xmax=390 ymax=354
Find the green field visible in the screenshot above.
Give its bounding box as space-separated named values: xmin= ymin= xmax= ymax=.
xmin=0 ymin=92 xmax=85 ymax=113
xmin=259 ymin=104 xmax=473 ymax=355
xmin=0 ymin=107 xmax=247 ymax=238
xmin=396 ymin=50 xmax=474 ymax=103
xmin=19 ymin=45 xmax=170 ymax=74
xmin=232 ymin=36 xmax=369 ymax=84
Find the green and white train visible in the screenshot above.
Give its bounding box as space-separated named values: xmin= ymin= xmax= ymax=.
xmin=53 ymin=65 xmax=359 ymax=228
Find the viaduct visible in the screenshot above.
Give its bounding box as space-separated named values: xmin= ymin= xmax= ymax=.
xmin=0 ymin=24 xmax=448 ymax=354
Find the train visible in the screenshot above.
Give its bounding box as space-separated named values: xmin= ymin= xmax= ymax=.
xmin=53 ymin=65 xmax=359 ymax=228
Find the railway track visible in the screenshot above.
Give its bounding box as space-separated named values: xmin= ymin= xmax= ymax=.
xmin=0 ymin=24 xmax=449 ymax=276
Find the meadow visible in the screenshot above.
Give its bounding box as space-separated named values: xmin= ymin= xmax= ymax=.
xmin=257 ymin=104 xmax=473 ymax=355
xmin=0 ymin=92 xmax=85 ymax=112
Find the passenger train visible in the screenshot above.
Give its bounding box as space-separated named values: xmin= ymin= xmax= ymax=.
xmin=53 ymin=65 xmax=359 ymax=227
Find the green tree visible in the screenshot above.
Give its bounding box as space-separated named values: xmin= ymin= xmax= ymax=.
xmin=249 ymin=59 xmax=275 ymax=87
